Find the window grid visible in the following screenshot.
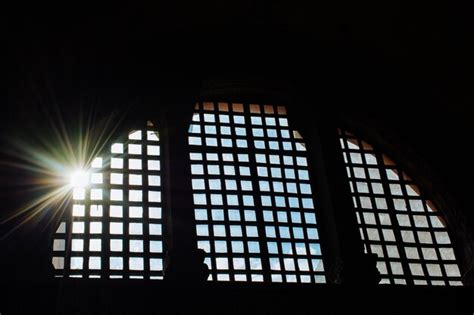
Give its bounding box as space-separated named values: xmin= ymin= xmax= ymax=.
xmin=339 ymin=129 xmax=462 ymax=286
xmin=190 ymin=102 xmax=325 ymax=283
xmin=52 ymin=127 xmax=165 ymax=280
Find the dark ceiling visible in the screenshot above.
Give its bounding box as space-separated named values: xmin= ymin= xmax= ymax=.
xmin=5 ymin=2 xmax=474 ymax=238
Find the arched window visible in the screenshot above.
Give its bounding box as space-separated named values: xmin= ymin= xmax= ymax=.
xmin=52 ymin=123 xmax=165 ymax=280
xmin=189 ymin=102 xmax=326 ymax=283
xmin=47 ymin=109 xmax=466 ymax=287
xmin=339 ymin=129 xmax=462 ymax=286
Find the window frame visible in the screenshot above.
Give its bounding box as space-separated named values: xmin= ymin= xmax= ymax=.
xmin=188 ymin=101 xmax=329 ymax=284
xmin=48 ymin=104 xmax=470 ymax=286
xmin=336 ymin=117 xmax=470 ymax=286
xmin=51 ymin=121 xmax=167 ymax=280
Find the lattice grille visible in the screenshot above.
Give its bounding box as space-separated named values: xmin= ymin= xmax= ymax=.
xmin=339 ymin=129 xmax=462 ymax=286
xmin=52 ymin=125 xmax=165 ymax=280
xmin=189 ymin=102 xmax=326 ymax=283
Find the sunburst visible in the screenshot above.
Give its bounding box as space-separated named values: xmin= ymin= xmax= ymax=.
xmin=1 ymin=105 xmax=125 ymax=240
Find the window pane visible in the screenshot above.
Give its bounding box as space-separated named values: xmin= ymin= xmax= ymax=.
xmin=189 ymin=103 xmax=325 ymax=283
xmin=339 ymin=129 xmax=461 ymax=286
xmin=52 ymin=125 xmax=164 ymax=280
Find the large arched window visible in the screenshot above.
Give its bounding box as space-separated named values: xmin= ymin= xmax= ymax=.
xmin=47 ymin=108 xmax=466 ymax=287
xmin=52 ymin=123 xmax=165 ymax=280
xmin=188 ymin=102 xmax=326 ymax=283
xmin=339 ymin=129 xmax=462 ymax=286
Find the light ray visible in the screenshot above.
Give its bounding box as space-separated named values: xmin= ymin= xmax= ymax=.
xmin=1 ymin=105 xmax=127 ymax=240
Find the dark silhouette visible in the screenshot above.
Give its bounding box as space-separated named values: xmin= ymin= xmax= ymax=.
xmin=3 ymin=2 xmax=473 ymax=314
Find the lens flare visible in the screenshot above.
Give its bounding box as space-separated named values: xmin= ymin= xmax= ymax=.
xmin=69 ymin=170 xmax=90 ymax=188
xmin=1 ymin=105 xmax=126 ymax=240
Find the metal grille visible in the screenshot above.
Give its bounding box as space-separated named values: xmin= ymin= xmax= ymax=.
xmin=339 ymin=129 xmax=462 ymax=286
xmin=189 ymin=102 xmax=326 ymax=283
xmin=52 ymin=125 xmax=165 ymax=280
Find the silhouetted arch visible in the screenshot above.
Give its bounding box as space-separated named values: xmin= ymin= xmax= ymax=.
xmin=188 ymin=102 xmax=326 ymax=283
xmin=339 ymin=128 xmax=462 ymax=285
xmin=52 ymin=122 xmax=165 ymax=280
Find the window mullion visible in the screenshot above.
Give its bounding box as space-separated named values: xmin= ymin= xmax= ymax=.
xmin=316 ymin=123 xmax=376 ymax=284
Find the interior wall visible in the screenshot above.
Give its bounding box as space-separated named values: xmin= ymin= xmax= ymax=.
xmin=3 ymin=0 xmax=473 ymax=286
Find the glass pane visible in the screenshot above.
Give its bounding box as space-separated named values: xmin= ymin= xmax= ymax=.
xmin=189 ymin=103 xmax=324 ymax=283
xmin=339 ymin=128 xmax=462 ymax=286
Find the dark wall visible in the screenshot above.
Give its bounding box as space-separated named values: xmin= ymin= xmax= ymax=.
xmin=6 ymin=1 xmax=474 ymax=231
xmin=3 ymin=2 xmax=473 ymax=313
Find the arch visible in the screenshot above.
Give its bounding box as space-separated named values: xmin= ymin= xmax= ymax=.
xmin=188 ymin=102 xmax=326 ymax=283
xmin=339 ymin=128 xmax=462 ymax=285
xmin=51 ymin=122 xmax=165 ymax=280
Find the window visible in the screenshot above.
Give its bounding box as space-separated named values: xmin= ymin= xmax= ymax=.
xmin=48 ymin=108 xmax=464 ymax=286
xmin=339 ymin=129 xmax=462 ymax=286
xmin=52 ymin=124 xmax=164 ymax=280
xmin=189 ymin=102 xmax=326 ymax=283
